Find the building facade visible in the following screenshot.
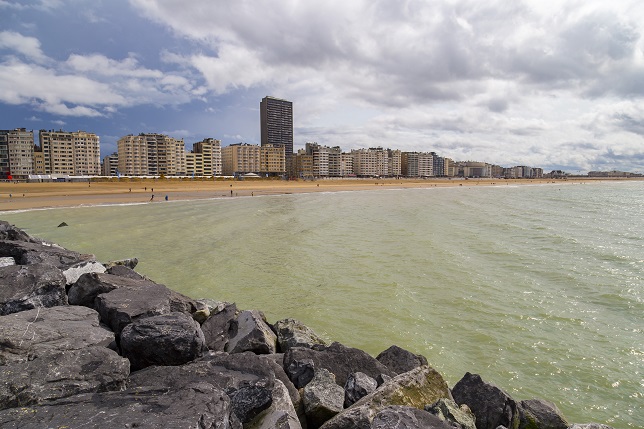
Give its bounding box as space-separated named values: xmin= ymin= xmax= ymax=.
xmin=38 ymin=130 xmax=100 ymax=176
xmin=260 ymin=96 xmax=293 ymax=174
xmin=102 ymin=153 xmax=118 ymax=176
xmin=0 ymin=128 xmax=34 ymax=180
xmin=117 ymin=133 xmax=186 ymax=176
xmin=186 ymin=138 xmax=222 ymax=177
xmin=221 ymin=143 xmax=261 ymax=176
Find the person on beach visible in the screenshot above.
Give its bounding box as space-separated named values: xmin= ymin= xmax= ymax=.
xmin=150 ymin=194 xmax=154 ymax=202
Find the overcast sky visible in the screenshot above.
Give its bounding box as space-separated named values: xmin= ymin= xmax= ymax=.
xmin=1 ymin=0 xmax=643 ymax=172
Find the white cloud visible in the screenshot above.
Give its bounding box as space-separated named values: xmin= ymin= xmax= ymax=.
xmin=0 ymin=31 xmax=48 ymax=63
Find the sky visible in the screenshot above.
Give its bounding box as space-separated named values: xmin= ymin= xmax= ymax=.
xmin=1 ymin=0 xmax=643 ymax=173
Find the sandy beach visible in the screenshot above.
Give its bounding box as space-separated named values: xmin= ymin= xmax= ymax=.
xmin=0 ymin=177 xmax=631 ymax=212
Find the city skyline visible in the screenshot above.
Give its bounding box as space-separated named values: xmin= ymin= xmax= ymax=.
xmin=1 ymin=1 xmax=643 ymax=173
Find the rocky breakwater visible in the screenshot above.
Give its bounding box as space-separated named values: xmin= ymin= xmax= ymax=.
xmin=0 ymin=220 xmax=615 ymax=429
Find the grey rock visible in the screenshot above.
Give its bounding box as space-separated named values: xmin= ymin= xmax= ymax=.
xmin=0 ymin=346 xmax=129 ymax=410
xmin=0 ymin=239 xmax=94 ymax=268
xmin=201 ymin=301 xmax=237 ymax=351
xmin=371 ymin=406 xmax=454 ymax=429
xmin=260 ymin=354 xmax=302 ymax=412
xmin=286 ymin=357 xmax=316 ymax=388
xmin=104 ymin=257 xmax=139 ymax=269
xmin=344 ymin=372 xmax=378 ymax=408
xmin=303 ymin=368 xmax=344 ymax=428
xmin=249 ymin=379 xmax=302 ymax=429
xmin=0 ymin=305 xmax=114 ymax=365
xmin=320 ymin=366 xmax=451 ymax=429
xmin=0 ymin=263 xmax=67 ymax=315
xmin=226 ymin=309 xmax=278 ymax=354
xmin=0 ymin=383 xmax=242 ymax=429
xmin=284 ymin=342 xmax=396 ymax=388
xmin=274 ymin=318 xmax=327 ymax=352
xmin=518 ymin=399 xmax=568 ymax=429
xmin=567 ymin=424 xmax=614 ymax=429
xmin=0 ymin=257 xmax=15 ymax=267
xmin=376 ymin=345 xmax=428 ymax=375
xmin=61 ymin=260 xmax=106 ymax=285
xmin=229 ymin=385 xmax=274 ymax=423
xmin=0 ymin=221 xmax=36 ymax=242
xmin=452 ymin=372 xmax=519 ymax=429
xmin=105 ymin=264 xmax=147 ymax=280
xmin=120 ymin=312 xmax=206 ymax=370
xmin=426 ymin=398 xmax=476 ymax=429
xmin=377 ymin=373 xmax=394 ymax=386
xmin=68 ymin=271 xmax=155 ymax=308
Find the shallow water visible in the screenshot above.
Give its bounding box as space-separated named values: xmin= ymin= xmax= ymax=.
xmin=3 ymin=181 xmax=643 ymax=428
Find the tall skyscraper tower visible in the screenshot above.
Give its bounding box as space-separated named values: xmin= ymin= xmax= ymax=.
xmin=260 ymin=96 xmax=293 ymax=160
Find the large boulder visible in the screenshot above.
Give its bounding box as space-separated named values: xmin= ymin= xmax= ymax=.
xmin=0 ymin=221 xmax=36 ymax=242
xmin=248 ymin=379 xmax=302 ymax=429
xmin=60 ymin=260 xmax=106 ymax=285
xmin=518 ymin=399 xmax=568 ymax=429
xmin=376 ymin=345 xmax=429 ymax=375
xmin=120 ymin=312 xmax=206 ymax=370
xmin=303 ymin=368 xmax=344 ymax=428
xmin=0 ymin=257 xmax=15 ymax=267
xmin=0 ymin=305 xmax=115 ymax=365
xmin=426 ymin=398 xmax=476 ymax=429
xmin=68 ymin=272 xmax=156 ymax=308
xmin=319 ymin=365 xmax=451 ymax=429
xmin=0 ymin=346 xmax=129 ymax=410
xmin=0 ymin=263 xmax=67 ymax=315
xmin=0 ymin=384 xmax=242 ymax=429
xmin=344 ymin=372 xmax=378 ymax=408
xmin=201 ymin=301 xmax=238 ymax=351
xmin=226 ymin=309 xmax=278 ymax=354
xmin=371 ymin=406 xmax=454 ymax=429
xmin=105 ymin=264 xmax=147 ymax=280
xmin=274 ymin=318 xmax=327 ymax=352
xmin=284 ymin=342 xmax=396 ymax=388
xmin=0 ymin=239 xmax=94 ymax=268
xmin=451 ymin=372 xmax=520 ymax=429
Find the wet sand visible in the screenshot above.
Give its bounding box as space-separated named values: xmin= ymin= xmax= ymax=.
xmin=0 ymin=177 xmax=626 ymax=211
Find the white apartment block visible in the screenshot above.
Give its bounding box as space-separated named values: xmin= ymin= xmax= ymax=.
xmin=39 ymin=130 xmax=100 ymax=176
xmin=187 ymin=138 xmax=222 ymax=177
xmin=0 ymin=128 xmax=34 ymax=180
xmin=117 ymin=134 xmax=186 ymax=176
xmin=418 ymin=152 xmax=434 ymax=177
xmin=221 ymin=143 xmax=260 ymax=176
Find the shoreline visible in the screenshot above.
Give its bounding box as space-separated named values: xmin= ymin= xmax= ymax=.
xmin=0 ymin=177 xmax=639 ymax=212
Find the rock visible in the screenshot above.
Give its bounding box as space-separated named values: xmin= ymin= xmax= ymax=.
xmin=567 ymin=424 xmax=614 ymax=429
xmin=105 ymin=264 xmax=147 ymax=280
xmin=303 ymin=368 xmax=345 ymax=428
xmin=68 ymin=272 xmax=155 ymax=308
xmin=319 ymin=365 xmax=451 ymax=429
xmin=426 ymin=398 xmax=476 ymax=429
xmin=0 ymin=239 xmax=94 ymax=268
xmin=274 ymin=318 xmax=327 ymax=352
xmin=376 ymin=345 xmax=429 ymax=375
xmin=226 ymin=309 xmax=278 ymax=354
xmin=0 ymin=383 xmax=242 ymax=429
xmin=344 ymin=372 xmax=378 ymax=408
xmin=61 ymin=260 xmax=106 ymax=285
xmin=201 ymin=301 xmax=237 ymax=351
xmin=259 ymin=355 xmax=304 ymax=426
xmin=372 ymin=405 xmax=455 ymax=429
xmin=452 ymin=372 xmax=520 ymax=429
xmin=286 ymin=357 xmax=317 ymax=389
xmin=0 ymin=346 xmax=129 ymax=410
xmin=229 ymin=385 xmax=274 ymax=424
xmin=377 ymin=373 xmax=394 ymax=386
xmin=284 ymin=342 xmax=396 ymax=388
xmin=0 ymin=221 xmax=36 ymax=242
xmin=0 ymin=305 xmax=115 ymax=365
xmin=518 ymin=399 xmax=568 ymax=429
xmin=120 ymin=312 xmax=206 ymax=370
xmin=0 ymin=257 xmax=15 ymax=267
xmin=104 ymin=257 xmax=139 ymax=269
xmin=57 ymin=222 xmax=68 ymax=227
xmin=0 ymin=263 xmax=67 ymax=315
xmin=248 ymin=379 xmax=302 ymax=429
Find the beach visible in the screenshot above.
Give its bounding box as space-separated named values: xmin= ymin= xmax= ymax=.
xmin=0 ymin=177 xmax=618 ymax=211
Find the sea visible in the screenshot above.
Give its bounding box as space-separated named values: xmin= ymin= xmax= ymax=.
xmin=1 ymin=180 xmax=642 ymax=428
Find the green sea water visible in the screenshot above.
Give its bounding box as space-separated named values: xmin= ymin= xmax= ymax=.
xmin=2 ymin=181 xmax=642 ymax=428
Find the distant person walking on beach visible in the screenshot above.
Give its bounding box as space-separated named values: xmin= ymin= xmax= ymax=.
xmin=150 ymin=194 xmax=154 ymax=202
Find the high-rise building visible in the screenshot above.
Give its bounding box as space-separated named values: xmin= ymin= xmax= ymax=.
xmin=260 ymin=96 xmax=293 ymax=169
xmin=38 ymin=130 xmax=100 ymax=176
xmin=0 ymin=128 xmax=34 ymax=180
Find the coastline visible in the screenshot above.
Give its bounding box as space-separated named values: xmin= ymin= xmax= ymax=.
xmin=0 ymin=177 xmax=635 ymax=212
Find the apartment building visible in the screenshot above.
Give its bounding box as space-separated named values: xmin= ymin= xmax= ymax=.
xmin=102 ymin=153 xmax=118 ymax=176
xmin=260 ymin=143 xmax=286 ymax=176
xmin=117 ymin=134 xmax=186 ymax=176
xmin=186 ymin=138 xmax=222 ymax=177
xmin=0 ymin=128 xmax=34 ymax=180
xmin=221 ymin=143 xmax=260 ymax=176
xmin=38 ymin=130 xmax=100 ymax=176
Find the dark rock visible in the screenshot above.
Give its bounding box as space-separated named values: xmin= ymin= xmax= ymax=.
xmin=518 ymin=399 xmax=568 ymax=429
xmin=0 ymin=346 xmax=129 ymax=410
xmin=0 ymin=383 xmax=242 ymax=429
xmin=201 ymin=301 xmax=237 ymax=351
xmin=105 ymin=264 xmax=147 ymax=280
xmin=426 ymin=398 xmax=476 ymax=429
xmin=371 ymin=406 xmax=454 ymax=429
xmin=376 ymin=345 xmax=428 ymax=375
xmin=0 ymin=305 xmax=115 ymax=365
xmin=68 ymin=272 xmax=155 ymax=308
xmin=274 ymin=318 xmax=327 ymax=352
xmin=260 ymin=354 xmax=302 ymax=410
xmin=286 ymin=357 xmax=316 ymax=388
xmin=319 ymin=366 xmax=451 ymax=429
xmin=567 ymin=424 xmax=614 ymax=429
xmin=248 ymin=379 xmax=303 ymax=429
xmin=452 ymin=372 xmax=520 ymax=429
xmin=0 ymin=221 xmax=36 ymax=242
xmin=303 ymin=368 xmax=344 ymax=428
xmin=377 ymin=373 xmax=394 ymax=386
xmin=226 ymin=309 xmax=278 ymax=354
xmin=0 ymin=263 xmax=67 ymax=315
xmin=0 ymin=239 xmax=94 ymax=269
xmin=120 ymin=312 xmax=206 ymax=370
xmin=57 ymin=222 xmax=68 ymax=227
xmin=104 ymin=257 xmax=139 ymax=269
xmin=229 ymin=385 xmax=274 ymax=423
xmin=344 ymin=372 xmax=378 ymax=408
xmin=284 ymin=342 xmax=396 ymax=388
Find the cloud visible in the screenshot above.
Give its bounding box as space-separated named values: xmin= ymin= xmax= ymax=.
xmin=0 ymin=31 xmax=48 ymax=63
